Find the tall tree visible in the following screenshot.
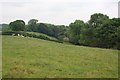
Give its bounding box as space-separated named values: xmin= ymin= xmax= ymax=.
xmin=88 ymin=13 xmax=109 ymax=47
xmin=69 ymin=20 xmax=85 ymax=44
xmin=27 ymin=19 xmax=38 ymax=32
xmin=37 ymin=23 xmax=48 ymax=34
xmin=89 ymin=13 xmax=109 ymax=27
xmin=9 ymin=20 xmax=25 ymax=31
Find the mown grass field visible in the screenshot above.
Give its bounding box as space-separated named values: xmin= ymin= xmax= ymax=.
xmin=2 ymin=35 xmax=118 ymax=78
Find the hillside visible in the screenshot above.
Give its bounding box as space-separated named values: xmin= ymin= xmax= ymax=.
xmin=2 ymin=35 xmax=118 ymax=78
xmin=2 ymin=31 xmax=60 ymax=43
xmin=26 ymin=32 xmax=59 ymax=42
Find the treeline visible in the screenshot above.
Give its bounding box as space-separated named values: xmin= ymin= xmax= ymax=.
xmin=8 ymin=19 xmax=68 ymax=41
xmin=69 ymin=14 xmax=120 ymax=50
xmin=26 ymin=19 xmax=68 ymax=41
xmin=2 ymin=13 xmax=120 ymax=49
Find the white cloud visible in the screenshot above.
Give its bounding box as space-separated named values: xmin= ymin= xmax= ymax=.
xmin=0 ymin=0 xmax=119 ymax=25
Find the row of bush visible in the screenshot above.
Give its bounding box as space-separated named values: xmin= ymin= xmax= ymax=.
xmin=2 ymin=31 xmax=62 ymax=43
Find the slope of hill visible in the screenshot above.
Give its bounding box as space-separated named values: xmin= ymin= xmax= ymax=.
xmin=2 ymin=31 xmax=61 ymax=43
xmin=26 ymin=32 xmax=59 ymax=42
xmin=2 ymin=35 xmax=118 ymax=78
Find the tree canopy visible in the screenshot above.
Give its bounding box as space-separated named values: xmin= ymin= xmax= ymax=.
xmin=9 ymin=20 xmax=25 ymax=31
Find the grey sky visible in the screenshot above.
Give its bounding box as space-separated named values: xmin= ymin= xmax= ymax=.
xmin=0 ymin=0 xmax=119 ymax=25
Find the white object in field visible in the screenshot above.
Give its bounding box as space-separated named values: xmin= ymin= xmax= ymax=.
xmin=18 ymin=34 xmax=20 ymax=36
xmin=21 ymin=35 xmax=24 ymax=37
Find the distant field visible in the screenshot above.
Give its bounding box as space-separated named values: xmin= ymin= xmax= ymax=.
xmin=2 ymin=35 xmax=118 ymax=78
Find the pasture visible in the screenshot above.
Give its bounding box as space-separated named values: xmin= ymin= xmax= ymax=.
xmin=2 ymin=35 xmax=118 ymax=78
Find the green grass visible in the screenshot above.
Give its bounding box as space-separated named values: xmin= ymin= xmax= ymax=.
xmin=2 ymin=35 xmax=118 ymax=78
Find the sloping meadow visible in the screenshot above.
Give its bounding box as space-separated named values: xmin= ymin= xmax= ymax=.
xmin=2 ymin=35 xmax=118 ymax=78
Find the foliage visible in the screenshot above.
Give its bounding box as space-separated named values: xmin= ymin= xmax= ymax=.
xmin=0 ymin=24 xmax=10 ymax=31
xmin=68 ymin=13 xmax=120 ymax=49
xmin=2 ymin=31 xmax=61 ymax=43
xmin=26 ymin=21 xmax=68 ymax=41
xmin=9 ymin=20 xmax=25 ymax=31
xmin=7 ymin=13 xmax=120 ymax=49
xmin=69 ymin=20 xmax=85 ymax=44
xmin=27 ymin=19 xmax=38 ymax=32
xmin=26 ymin=32 xmax=61 ymax=43
xmin=37 ymin=23 xmax=49 ymax=34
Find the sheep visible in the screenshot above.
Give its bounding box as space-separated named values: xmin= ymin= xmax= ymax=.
xmin=21 ymin=35 xmax=24 ymax=37
xmin=17 ymin=34 xmax=20 ymax=36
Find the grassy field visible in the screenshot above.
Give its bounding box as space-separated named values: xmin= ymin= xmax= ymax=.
xmin=2 ymin=35 xmax=118 ymax=78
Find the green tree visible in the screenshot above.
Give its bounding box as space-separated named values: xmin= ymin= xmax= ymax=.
xmin=2 ymin=24 xmax=10 ymax=31
xmin=69 ymin=20 xmax=85 ymax=44
xmin=89 ymin=13 xmax=109 ymax=27
xmin=9 ymin=20 xmax=25 ymax=31
xmin=79 ymin=23 xmax=93 ymax=45
xmin=109 ymin=18 xmax=120 ymax=49
xmin=88 ymin=13 xmax=109 ymax=47
xmin=27 ymin=19 xmax=38 ymax=32
xmin=117 ymin=26 xmax=120 ymax=49
xmin=37 ymin=23 xmax=49 ymax=34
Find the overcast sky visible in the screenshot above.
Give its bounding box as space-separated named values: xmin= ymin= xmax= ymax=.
xmin=0 ymin=0 xmax=119 ymax=25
